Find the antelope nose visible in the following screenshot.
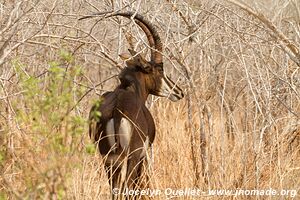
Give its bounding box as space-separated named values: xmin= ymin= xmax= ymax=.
xmin=168 ymin=90 xmax=184 ymax=102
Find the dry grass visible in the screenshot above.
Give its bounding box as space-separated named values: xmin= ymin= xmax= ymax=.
xmin=0 ymin=0 xmax=299 ymax=199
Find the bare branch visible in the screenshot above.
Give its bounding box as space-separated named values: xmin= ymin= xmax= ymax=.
xmin=227 ymin=0 xmax=300 ymax=66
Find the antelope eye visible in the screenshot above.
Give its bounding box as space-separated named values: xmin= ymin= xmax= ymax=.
xmin=156 ymin=66 xmax=163 ymax=73
xmin=139 ymin=64 xmax=152 ymax=73
xmin=146 ymin=65 xmax=153 ymax=73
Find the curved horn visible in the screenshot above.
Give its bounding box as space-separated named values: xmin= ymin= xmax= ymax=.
xmin=80 ymin=12 xmax=163 ymax=64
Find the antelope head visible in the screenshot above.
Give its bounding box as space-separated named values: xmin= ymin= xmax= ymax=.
xmin=119 ymin=49 xmax=184 ymax=102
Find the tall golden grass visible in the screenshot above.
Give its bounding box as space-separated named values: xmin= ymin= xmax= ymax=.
xmin=0 ymin=0 xmax=299 ymax=199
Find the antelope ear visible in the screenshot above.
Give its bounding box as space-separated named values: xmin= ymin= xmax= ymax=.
xmin=121 ymin=49 xmax=151 ymax=73
xmin=128 ymin=49 xmax=144 ymax=64
xmin=119 ymin=52 xmax=136 ymax=67
xmin=119 ymin=53 xmax=131 ymax=61
xmin=128 ymin=49 xmax=138 ymax=56
xmin=127 ymin=49 xmax=152 ymax=73
xmin=121 ymin=49 xmax=142 ymax=65
xmin=120 ymin=48 xmax=144 ymax=61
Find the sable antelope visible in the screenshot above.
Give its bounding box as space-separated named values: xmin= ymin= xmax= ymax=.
xmin=81 ymin=12 xmax=184 ymax=198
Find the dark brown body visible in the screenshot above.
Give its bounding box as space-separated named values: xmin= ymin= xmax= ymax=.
xmin=91 ymin=89 xmax=155 ymax=156
xmin=89 ymin=81 xmax=156 ymax=191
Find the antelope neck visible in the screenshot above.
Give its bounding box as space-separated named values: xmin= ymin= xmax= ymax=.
xmin=120 ymin=77 xmax=150 ymax=103
xmin=134 ymin=79 xmax=150 ymax=102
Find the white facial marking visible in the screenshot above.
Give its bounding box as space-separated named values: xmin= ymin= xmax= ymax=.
xmin=157 ymin=74 xmax=183 ymax=101
xmin=119 ymin=118 xmax=133 ymax=148
xmin=159 ymin=75 xmax=171 ymax=96
xmin=106 ymin=119 xmax=116 ymax=152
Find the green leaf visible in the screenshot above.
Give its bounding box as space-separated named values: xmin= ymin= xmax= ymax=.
xmin=85 ymin=144 xmax=96 ymax=155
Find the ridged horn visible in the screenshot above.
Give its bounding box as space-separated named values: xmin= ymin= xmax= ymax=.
xmin=80 ymin=11 xmax=163 ymax=64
